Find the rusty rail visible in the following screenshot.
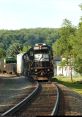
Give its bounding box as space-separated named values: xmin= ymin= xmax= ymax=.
xmin=51 ymin=83 xmax=60 ymax=116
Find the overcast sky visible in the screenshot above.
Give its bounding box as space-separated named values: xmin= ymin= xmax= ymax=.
xmin=0 ymin=0 xmax=82 ymax=30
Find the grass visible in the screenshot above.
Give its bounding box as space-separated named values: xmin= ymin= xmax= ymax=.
xmin=52 ymin=76 xmax=82 ymax=95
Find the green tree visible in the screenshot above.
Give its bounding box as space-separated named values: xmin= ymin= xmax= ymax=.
xmin=71 ymin=4 xmax=82 ymax=74
xmin=21 ymin=45 xmax=31 ymax=52
xmin=7 ymin=43 xmax=22 ymax=57
xmin=73 ymin=23 xmax=82 ymax=74
xmin=0 ymin=48 xmax=6 ymax=58
xmin=53 ymin=19 xmax=76 ymax=81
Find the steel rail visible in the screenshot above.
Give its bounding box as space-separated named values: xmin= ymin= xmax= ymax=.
xmin=51 ymin=83 xmax=60 ymax=116
xmin=1 ymin=81 xmax=40 ymax=117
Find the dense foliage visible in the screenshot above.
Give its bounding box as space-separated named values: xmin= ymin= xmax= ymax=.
xmin=52 ymin=5 xmax=82 ymax=75
xmin=53 ymin=19 xmax=82 ymax=74
xmin=0 ymin=28 xmax=59 ymax=57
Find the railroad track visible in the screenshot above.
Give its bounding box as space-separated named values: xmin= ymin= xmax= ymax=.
xmin=0 ymin=76 xmax=37 ymax=114
xmin=0 ymin=86 xmax=36 ymax=113
xmin=54 ymin=83 xmax=82 ymax=116
xmin=1 ymin=80 xmax=60 ymax=117
xmin=1 ymin=78 xmax=82 ymax=116
xmin=1 ymin=81 xmax=40 ymax=117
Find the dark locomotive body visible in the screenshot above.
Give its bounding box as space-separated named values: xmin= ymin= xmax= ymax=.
xmin=23 ymin=43 xmax=54 ymax=81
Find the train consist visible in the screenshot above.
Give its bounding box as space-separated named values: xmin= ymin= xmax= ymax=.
xmin=23 ymin=43 xmax=54 ymax=80
xmin=0 ymin=43 xmax=54 ymax=81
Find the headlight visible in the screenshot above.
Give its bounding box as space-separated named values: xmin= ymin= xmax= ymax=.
xmin=35 ymin=69 xmax=37 ymax=71
xmin=48 ymin=69 xmax=50 ymax=71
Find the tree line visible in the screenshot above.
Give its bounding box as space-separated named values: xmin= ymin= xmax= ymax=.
xmin=0 ymin=28 xmax=59 ymax=58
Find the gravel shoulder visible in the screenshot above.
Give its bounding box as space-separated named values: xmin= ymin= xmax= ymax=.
xmin=0 ymin=74 xmax=34 ymax=113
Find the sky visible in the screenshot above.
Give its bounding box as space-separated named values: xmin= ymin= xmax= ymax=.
xmin=0 ymin=0 xmax=82 ymax=30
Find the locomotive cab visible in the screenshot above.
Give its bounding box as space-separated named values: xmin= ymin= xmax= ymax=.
xmin=31 ymin=43 xmax=54 ymax=80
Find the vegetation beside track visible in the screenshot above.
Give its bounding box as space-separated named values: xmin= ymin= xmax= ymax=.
xmin=52 ymin=76 xmax=82 ymax=95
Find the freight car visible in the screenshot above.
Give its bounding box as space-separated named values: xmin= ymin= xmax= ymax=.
xmin=0 ymin=57 xmax=17 ymax=74
xmin=23 ymin=43 xmax=54 ymax=81
xmin=17 ymin=53 xmax=25 ymax=75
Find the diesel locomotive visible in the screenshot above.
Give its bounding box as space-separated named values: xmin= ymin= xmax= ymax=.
xmin=23 ymin=43 xmax=54 ymax=80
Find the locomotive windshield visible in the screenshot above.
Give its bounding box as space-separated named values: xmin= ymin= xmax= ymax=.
xmin=34 ymin=49 xmax=49 ymax=61
xmin=34 ymin=49 xmax=48 ymax=54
